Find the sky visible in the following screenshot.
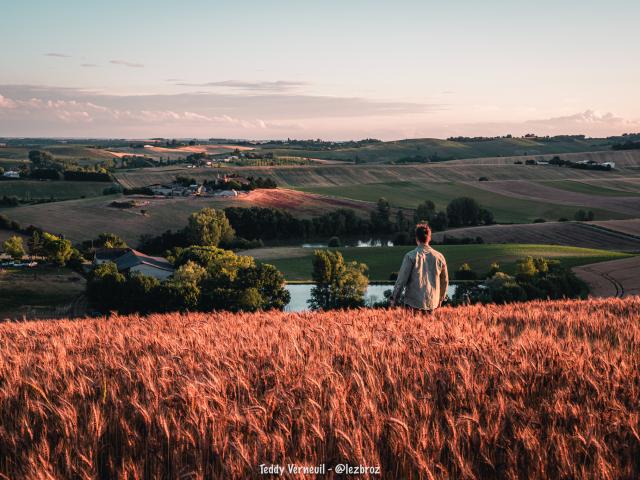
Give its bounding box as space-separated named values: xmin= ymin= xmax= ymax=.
xmin=1 ymin=0 xmax=639 ymax=140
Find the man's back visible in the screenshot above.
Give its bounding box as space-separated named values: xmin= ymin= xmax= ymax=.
xmin=391 ymin=245 xmax=449 ymax=310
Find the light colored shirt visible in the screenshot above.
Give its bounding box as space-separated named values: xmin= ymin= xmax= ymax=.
xmin=391 ymin=245 xmax=449 ymax=310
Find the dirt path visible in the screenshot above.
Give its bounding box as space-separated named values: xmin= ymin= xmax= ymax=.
xmin=573 ymin=256 xmax=640 ymax=298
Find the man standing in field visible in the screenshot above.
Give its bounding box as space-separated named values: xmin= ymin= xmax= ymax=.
xmin=390 ymin=223 xmax=449 ymax=311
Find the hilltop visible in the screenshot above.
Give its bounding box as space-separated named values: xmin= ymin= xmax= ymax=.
xmin=1 ymin=297 xmax=638 ymax=478
xmin=259 ymin=136 xmax=624 ymax=164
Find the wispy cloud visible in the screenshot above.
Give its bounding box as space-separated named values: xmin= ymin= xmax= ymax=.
xmin=0 ymin=84 xmax=438 ymax=137
xmin=44 ymin=52 xmax=71 ymax=58
xmin=80 ymin=63 xmax=98 ymax=68
xmin=175 ymin=80 xmax=308 ymax=92
xmin=110 ymin=60 xmax=144 ymax=68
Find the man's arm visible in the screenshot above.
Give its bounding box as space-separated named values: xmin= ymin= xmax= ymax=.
xmin=439 ymin=259 xmax=449 ymax=306
xmin=390 ymin=253 xmax=412 ymax=305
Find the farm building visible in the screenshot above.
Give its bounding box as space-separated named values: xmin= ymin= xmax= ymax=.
xmin=94 ymin=248 xmax=174 ymax=280
xmin=93 ymin=248 xmax=130 ymax=265
xmin=213 ymin=189 xmax=239 ymax=197
xmin=149 ymin=183 xmax=203 ymax=197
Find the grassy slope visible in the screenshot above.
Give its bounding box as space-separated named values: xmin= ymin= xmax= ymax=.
xmin=1 ymin=298 xmax=638 ymax=478
xmin=260 ymin=137 xmax=612 ymax=163
xmin=537 ymin=180 xmax=640 ymax=197
xmin=297 ymin=181 xmax=628 ymax=223
xmin=247 ymin=244 xmax=632 ymax=281
xmin=0 ymin=180 xmax=114 ymax=200
xmin=0 ymin=266 xmax=85 ymax=318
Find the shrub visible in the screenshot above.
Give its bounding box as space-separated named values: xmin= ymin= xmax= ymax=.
xmin=454 ymin=263 xmax=478 ymax=281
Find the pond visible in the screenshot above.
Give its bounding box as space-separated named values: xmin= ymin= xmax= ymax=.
xmin=285 ymin=284 xmax=457 ymax=312
xmin=301 ymin=239 xmax=395 ymax=248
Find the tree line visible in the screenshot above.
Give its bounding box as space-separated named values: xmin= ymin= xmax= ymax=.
xmin=136 ymin=197 xmax=495 ymax=255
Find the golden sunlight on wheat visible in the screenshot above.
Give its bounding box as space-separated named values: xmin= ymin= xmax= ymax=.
xmin=0 ymin=298 xmax=639 ymax=478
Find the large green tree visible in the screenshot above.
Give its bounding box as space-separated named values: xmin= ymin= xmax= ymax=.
xmin=414 ymin=200 xmax=437 ymax=224
xmin=370 ymin=198 xmax=392 ymax=233
xmin=309 ymin=250 xmax=369 ymax=310
xmin=41 ymin=232 xmax=73 ymax=266
xmin=185 ymin=208 xmax=235 ymax=247
xmin=86 ymin=262 xmax=126 ymax=313
xmin=446 ymin=197 xmax=482 ymax=227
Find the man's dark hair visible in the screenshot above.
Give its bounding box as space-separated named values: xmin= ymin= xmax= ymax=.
xmin=415 ymin=223 xmax=431 ymax=244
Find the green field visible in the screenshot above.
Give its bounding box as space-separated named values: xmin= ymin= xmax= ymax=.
xmin=248 ymin=244 xmax=633 ymax=281
xmin=298 ymin=181 xmax=629 ymax=223
xmin=0 ymin=180 xmax=115 ymax=201
xmin=259 ymin=137 xmax=613 ymax=164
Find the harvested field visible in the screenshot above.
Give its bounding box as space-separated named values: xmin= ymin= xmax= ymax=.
xmin=445 ymin=149 xmax=640 ymax=168
xmin=0 ymin=298 xmax=638 ymax=478
xmin=432 ymin=221 xmax=640 ymax=252
xmin=592 ymin=219 xmax=640 ymax=237
xmin=577 ymin=177 xmax=640 ymax=194
xmin=114 ymin=160 xmax=636 ymax=190
xmin=573 ymin=256 xmax=640 ymax=297
xmin=143 ymin=144 xmax=253 ymax=155
xmin=3 ymin=189 xmax=378 ymax=244
xmin=469 ymin=180 xmax=640 ymax=216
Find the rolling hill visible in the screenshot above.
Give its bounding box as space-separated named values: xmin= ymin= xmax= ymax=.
xmin=258 ymin=136 xmax=617 ymax=164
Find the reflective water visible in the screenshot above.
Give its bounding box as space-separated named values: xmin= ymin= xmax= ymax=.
xmin=301 ymin=239 xmax=395 ymax=248
xmin=285 ymin=284 xmax=457 ymax=312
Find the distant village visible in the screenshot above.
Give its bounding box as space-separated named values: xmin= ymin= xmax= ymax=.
xmin=143 ymin=173 xmax=277 ymax=199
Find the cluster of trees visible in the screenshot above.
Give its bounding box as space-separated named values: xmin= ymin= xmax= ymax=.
xmin=574 ymin=210 xmax=595 ymax=221
xmin=612 ymin=141 xmax=640 ymax=151
xmin=409 ymin=197 xmax=494 ymax=231
xmin=447 ymin=135 xmax=516 ymax=142
xmin=116 ymin=156 xmax=157 ymax=169
xmin=0 ymin=196 xmax=19 ymax=207
xmin=138 ymin=198 xmax=495 ymax=255
xmin=25 ymin=150 xmax=114 ymax=181
xmin=266 ymin=138 xmax=381 ymax=150
xmin=1 ymin=231 xmax=75 ymax=266
xmin=547 ymin=156 xmax=613 ymax=171
xmin=87 ymin=247 xmax=289 ymax=314
xmin=452 ymin=257 xmax=587 ymax=304
xmin=85 ymin=208 xmax=289 ymax=314
xmin=202 ymin=175 xmax=277 ymax=191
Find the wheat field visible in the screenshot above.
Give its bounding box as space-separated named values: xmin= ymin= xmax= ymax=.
xmin=0 ymin=298 xmax=639 ymax=479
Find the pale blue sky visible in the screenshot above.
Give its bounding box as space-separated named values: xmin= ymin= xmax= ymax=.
xmin=1 ymin=0 xmax=638 ymax=139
